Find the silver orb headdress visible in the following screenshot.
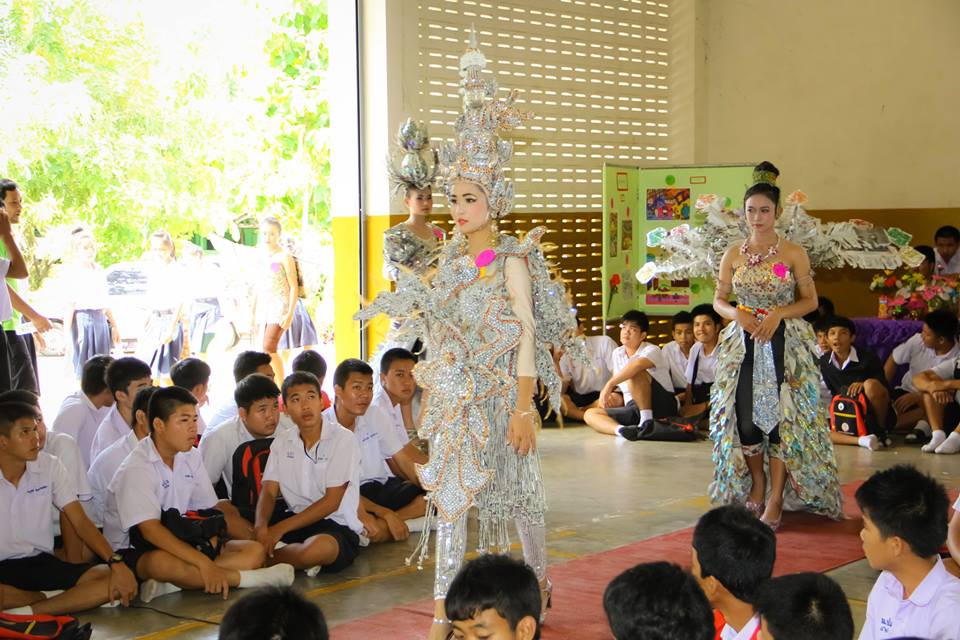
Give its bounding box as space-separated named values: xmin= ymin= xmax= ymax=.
xmin=388 ymin=118 xmax=439 ymax=197
xmin=440 ymin=27 xmax=530 ymax=220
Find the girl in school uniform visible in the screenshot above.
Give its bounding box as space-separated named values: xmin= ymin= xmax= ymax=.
xmin=65 ymin=227 xmax=119 ymax=378
xmin=136 ymin=230 xmax=186 ymax=379
xmin=277 ymin=235 xmax=318 ymax=354
xmin=182 ymin=242 xmax=223 ymax=356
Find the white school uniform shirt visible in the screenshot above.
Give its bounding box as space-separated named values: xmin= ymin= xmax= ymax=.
xmin=929 ymin=357 xmax=960 ymax=404
xmin=87 ymin=431 xmax=138 ymax=526
xmin=0 ymin=452 xmax=77 ymax=560
xmin=324 ymin=405 xmax=403 ymax=487
xmin=261 ymin=420 xmax=363 ymax=535
xmin=685 ymin=341 xmax=718 ymax=385
xmin=859 ymin=556 xmax=960 ymax=640
xmin=89 ymin=405 xmax=131 ymax=465
xmin=892 ymin=333 xmax=960 ymax=393
xmin=43 ymin=431 xmax=94 ymax=513
xmin=720 ymin=615 xmax=760 ymax=640
xmin=207 ymin=398 xmax=239 ymax=430
xmin=660 ymin=340 xmax=690 ymax=391
xmin=935 ymin=251 xmax=960 ymax=275
xmin=103 ymin=436 xmax=219 ymax=550
xmin=611 ymin=343 xmax=674 ymax=404
xmin=560 ymin=334 xmax=617 ymax=395
xmin=370 ymin=388 xmax=411 ymax=445
xmin=50 ymin=391 xmax=111 ymax=470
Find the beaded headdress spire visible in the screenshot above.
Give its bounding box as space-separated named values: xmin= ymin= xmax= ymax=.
xmin=387 ymin=118 xmax=439 ymax=197
xmin=439 ymin=26 xmax=530 ymax=220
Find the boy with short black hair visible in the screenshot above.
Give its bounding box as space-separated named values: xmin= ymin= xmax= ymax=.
xmin=208 ymin=350 xmax=276 ymax=428
xmin=445 ymin=554 xmax=542 ymax=640
xmin=328 ymin=359 xmax=425 ymax=542
xmin=104 ymin=386 xmax=293 ymax=602
xmin=50 ymin=355 xmax=115 ymax=469
xmin=855 ymin=464 xmax=960 ymax=639
xmin=254 ymin=371 xmax=363 ymax=574
xmin=818 ymin=315 xmax=889 ymax=450
xmin=89 ymin=357 xmax=152 ymax=462
xmin=372 ymin=348 xmax=429 ymax=465
xmin=0 ymin=401 xmax=138 ymax=615
xmin=585 ymin=310 xmax=679 ymax=440
xmin=886 ymin=310 xmax=960 ymax=442
xmin=219 ymin=586 xmax=329 ymax=640
xmin=691 ymin=505 xmax=776 ymax=640
xmin=291 ymin=349 xmax=331 ymax=410
xmin=661 ymin=310 xmax=694 ymax=393
xmin=684 ymin=304 xmax=721 ymax=418
xmin=604 ymin=561 xmax=714 ymax=640
xmin=934 ymin=225 xmax=960 ymax=275
xmin=812 ymin=316 xmax=831 ymax=357
xmin=916 ymin=244 xmax=936 ymax=278
xmin=170 ymin=357 xmax=212 ymax=435
xmin=753 ymin=573 xmax=853 ymax=640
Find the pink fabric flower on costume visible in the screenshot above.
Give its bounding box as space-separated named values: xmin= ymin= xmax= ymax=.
xmin=432 ymin=227 xmax=444 ymax=239
xmin=475 ymin=248 xmax=496 ymax=277
xmin=772 ymin=262 xmax=789 ymax=280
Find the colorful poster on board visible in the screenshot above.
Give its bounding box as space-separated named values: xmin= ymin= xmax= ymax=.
xmin=602 ymin=164 xmax=640 ymax=321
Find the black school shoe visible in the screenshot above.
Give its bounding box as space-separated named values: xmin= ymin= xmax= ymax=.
xmin=904 ymin=428 xmax=929 ymax=444
xmin=617 ymin=420 xmax=652 ymax=441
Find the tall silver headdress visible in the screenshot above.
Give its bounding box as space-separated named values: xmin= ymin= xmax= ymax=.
xmin=440 ymin=26 xmax=530 ymax=219
xmin=387 ymin=118 xmax=439 ymax=197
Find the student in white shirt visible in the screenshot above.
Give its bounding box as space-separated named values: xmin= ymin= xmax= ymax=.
xmin=291 ymin=349 xmax=333 ymax=412
xmin=0 ymin=195 xmax=29 ymax=393
xmin=375 ymin=347 xmax=428 ymax=465
xmin=683 ymin=304 xmax=721 ymax=420
xmin=0 ymin=400 xmax=138 ymax=616
xmin=585 ymin=310 xmax=679 ymax=440
xmin=557 ymin=315 xmax=618 ymax=421
xmin=327 ymin=359 xmax=424 ymax=544
xmin=754 ymin=573 xmax=853 ymax=640
xmin=170 ymin=357 xmax=211 ymax=436
xmin=934 ymin=225 xmax=960 ymax=275
xmin=660 ymin=310 xmax=694 ymax=394
xmin=885 ymin=310 xmax=960 ymax=440
xmin=254 ymin=372 xmax=363 ymax=573
xmin=200 ymin=374 xmax=282 ymax=523
xmin=88 ymin=386 xmax=158 ymax=529
xmin=207 ymin=350 xmax=276 ymax=429
xmin=691 ymin=505 xmax=776 ymax=640
xmin=104 ymin=386 xmax=293 ymax=602
xmin=89 ymin=357 xmax=152 ymax=463
xmin=914 ymin=355 xmax=960 ymax=455
xmin=50 ymin=355 xmax=115 ymax=469
xmin=856 ymin=464 xmax=960 ymax=640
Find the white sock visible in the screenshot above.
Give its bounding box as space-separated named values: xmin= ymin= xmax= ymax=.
xmin=237 ymin=563 xmax=295 ymax=589
xmin=858 ymin=434 xmax=880 ymax=451
xmin=305 ymin=565 xmax=322 ymax=578
xmin=3 ymin=606 xmax=32 ymax=615
xmin=915 ymin=420 xmax=932 ymax=436
xmin=639 ymin=409 xmax=654 ymax=423
xmin=922 ymin=429 xmax=947 ymax=452
xmin=41 ymin=590 xmax=63 ymax=599
xmin=139 ymin=580 xmax=182 ymax=604
xmin=935 ymin=432 xmax=960 ymax=454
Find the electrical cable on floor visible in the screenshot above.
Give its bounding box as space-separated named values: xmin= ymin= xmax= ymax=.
xmin=128 ymin=603 xmax=220 ymax=626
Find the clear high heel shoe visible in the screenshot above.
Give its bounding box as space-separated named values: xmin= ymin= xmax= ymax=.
xmin=744 ymin=500 xmax=764 ymax=518
xmin=539 ymin=579 xmax=553 ymax=624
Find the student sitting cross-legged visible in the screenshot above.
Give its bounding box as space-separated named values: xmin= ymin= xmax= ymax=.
xmin=0 ymin=401 xmax=138 ymax=616
xmin=254 ymin=371 xmax=364 ymax=574
xmin=753 ymin=573 xmax=853 ymax=640
xmin=584 ymin=310 xmax=679 ymax=441
xmin=325 ymin=359 xmax=426 ymax=543
xmin=690 ymin=505 xmax=776 ymax=640
xmin=856 ymin=464 xmax=960 ymax=639
xmin=556 ymin=314 xmax=618 ymax=422
xmin=372 ymin=348 xmax=429 ymax=465
xmin=103 ymin=386 xmax=293 ymax=603
xmin=445 ymin=554 xmax=542 ymax=640
xmin=817 ymin=315 xmax=890 ymax=450
xmin=913 ymin=354 xmax=960 ymax=455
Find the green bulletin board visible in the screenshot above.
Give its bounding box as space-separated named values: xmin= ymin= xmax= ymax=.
xmin=602 ymin=163 xmax=756 ymax=325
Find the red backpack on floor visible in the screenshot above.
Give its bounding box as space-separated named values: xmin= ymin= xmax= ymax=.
xmin=0 ymin=613 xmax=91 ymax=639
xmin=829 ymin=393 xmax=869 ymax=437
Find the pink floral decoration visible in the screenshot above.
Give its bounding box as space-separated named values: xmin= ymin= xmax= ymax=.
xmin=433 ymin=228 xmax=444 ymax=239
xmin=772 ymin=262 xmax=789 ymax=280
xmin=475 ymin=249 xmax=497 ymax=268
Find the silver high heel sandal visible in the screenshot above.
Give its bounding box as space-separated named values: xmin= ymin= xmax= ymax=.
xmin=539 ymin=579 xmax=553 ymax=624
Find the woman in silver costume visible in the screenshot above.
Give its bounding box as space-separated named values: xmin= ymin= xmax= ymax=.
xmin=358 ymin=31 xmax=584 ymax=640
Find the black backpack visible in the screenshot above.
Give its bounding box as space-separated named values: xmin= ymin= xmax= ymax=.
xmin=230 ymin=437 xmax=275 ymax=512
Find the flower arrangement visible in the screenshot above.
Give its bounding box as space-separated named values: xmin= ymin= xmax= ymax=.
xmin=873 ymin=271 xmax=960 ymax=319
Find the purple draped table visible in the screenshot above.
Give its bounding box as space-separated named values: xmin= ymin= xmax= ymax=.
xmin=852 ymin=317 xmax=923 ymax=365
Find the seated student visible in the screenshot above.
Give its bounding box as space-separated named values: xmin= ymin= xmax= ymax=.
xmin=812 ymin=316 xmax=831 ymax=358
xmin=50 ymin=355 xmax=114 ymax=469
xmin=753 ymin=573 xmax=853 ymax=640
xmin=660 ymin=311 xmax=694 ymax=394
xmin=557 ymin=315 xmax=618 ymax=421
xmin=915 ymin=244 xmax=936 ymax=278
xmin=934 ymin=224 xmax=960 ymax=275
xmin=218 ymin=586 xmax=329 ymax=640
xmin=885 ymin=310 xmax=960 ymax=441
xmin=103 ymin=386 xmax=293 ymax=602
xmin=208 ymin=350 xmax=276 ymax=428
xmin=445 ymin=554 xmax=542 ymax=640
xmin=604 ymin=561 xmax=714 ymax=640
xmin=0 ymin=401 xmax=138 ymax=616
xmin=683 ymin=304 xmax=721 ymax=419
xmin=88 ymin=386 xmax=158 ymax=528
xmin=326 ymin=359 xmax=425 ymax=542
xmin=914 ymin=355 xmax=960 ymax=454
xmin=291 ymin=349 xmax=331 ymax=410
xmin=254 ymin=371 xmax=363 ymax=573
xmin=199 ymin=374 xmax=282 ymax=523
xmin=170 ymin=357 xmax=212 ymax=436
xmin=856 ymin=464 xmax=960 ymax=639
xmin=585 ymin=310 xmax=679 ymax=441
xmin=371 ymin=347 xmax=429 ymax=465
xmin=690 ymin=505 xmax=776 ymax=640
xmin=817 ymin=315 xmax=889 ymax=451
xmin=89 ymin=357 xmax=153 ymax=463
